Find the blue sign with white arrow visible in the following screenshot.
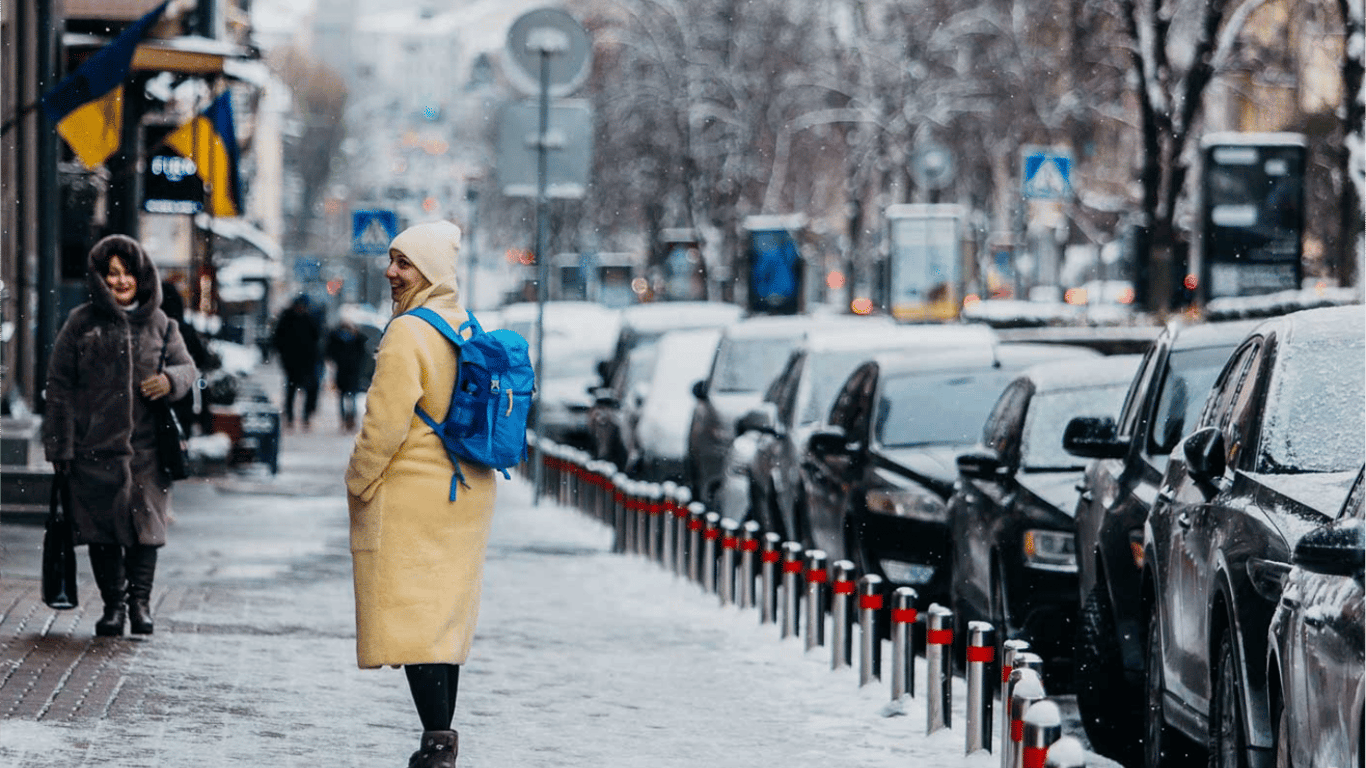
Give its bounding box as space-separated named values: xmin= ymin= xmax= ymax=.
xmin=352 ymin=209 xmax=399 ymax=254
xmin=1022 ymin=151 xmax=1073 ymax=200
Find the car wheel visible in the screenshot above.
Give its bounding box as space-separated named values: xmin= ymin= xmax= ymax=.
xmin=1075 ymin=584 xmax=1142 ymax=759
xmin=1145 ymin=605 xmax=1199 ymax=768
xmin=1210 ymin=630 xmax=1248 ymax=768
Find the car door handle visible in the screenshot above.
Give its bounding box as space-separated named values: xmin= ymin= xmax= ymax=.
xmin=1176 ymin=511 xmax=1192 ymax=529
xmin=1075 ymin=483 xmax=1094 ymax=503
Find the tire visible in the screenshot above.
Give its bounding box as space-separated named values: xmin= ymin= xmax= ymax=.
xmin=1210 ymin=631 xmax=1249 ymax=768
xmin=1145 ymin=605 xmax=1201 ymax=768
xmin=1075 ymin=585 xmax=1142 ymax=759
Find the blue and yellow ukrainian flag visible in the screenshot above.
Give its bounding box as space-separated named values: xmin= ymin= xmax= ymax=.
xmin=164 ymin=91 xmax=242 ymax=218
xmin=40 ymin=1 xmax=169 ymax=169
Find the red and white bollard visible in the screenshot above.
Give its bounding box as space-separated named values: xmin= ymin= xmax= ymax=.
xmin=686 ymin=503 xmax=705 ymax=583
xmin=857 ymin=574 xmax=883 ymax=686
xmin=719 ymin=518 xmax=740 ymax=606
xmin=702 ymin=512 xmax=721 ymax=594
xmin=1021 ymin=699 xmax=1062 ymax=768
xmin=830 ymin=560 xmax=856 ymax=670
xmin=671 ymin=486 xmax=693 ymax=578
xmin=926 ymin=604 xmax=954 ymax=733
xmin=738 ymin=520 xmax=760 ymax=609
xmin=780 ymin=541 xmax=804 ymax=639
xmin=803 ymin=549 xmax=828 ymax=652
xmin=647 ymin=483 xmax=666 ymax=562
xmin=660 ymin=482 xmax=678 ymax=573
xmin=760 ymin=533 xmax=782 ymax=624
xmin=1006 ymin=668 xmax=1046 ymax=768
xmin=890 ymin=587 xmax=918 ymax=700
xmin=966 ymin=620 xmax=997 ymax=755
xmin=611 ymin=473 xmax=629 ymax=554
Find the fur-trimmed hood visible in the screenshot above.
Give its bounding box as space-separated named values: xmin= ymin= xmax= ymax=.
xmin=87 ymin=234 xmax=163 ymax=321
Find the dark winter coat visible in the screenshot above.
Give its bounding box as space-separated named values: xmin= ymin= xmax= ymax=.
xmin=272 ymin=301 xmax=322 ymax=383
xmin=326 ymin=326 xmax=368 ymax=393
xmin=43 ymin=235 xmax=196 ymax=547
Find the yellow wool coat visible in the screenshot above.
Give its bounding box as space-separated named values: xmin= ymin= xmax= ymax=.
xmin=345 ymin=290 xmax=497 ymax=669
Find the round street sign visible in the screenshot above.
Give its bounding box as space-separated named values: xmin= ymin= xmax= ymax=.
xmin=505 ymin=8 xmax=592 ymax=97
xmin=911 ymin=144 xmax=954 ymax=191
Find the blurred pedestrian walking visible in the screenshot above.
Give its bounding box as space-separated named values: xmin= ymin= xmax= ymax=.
xmin=271 ymin=293 xmax=321 ymax=430
xmin=326 ymin=318 xmax=368 ymax=431
xmin=160 ymin=280 xmax=216 ymax=436
xmin=345 ymin=221 xmax=494 ymax=768
xmin=43 ymin=234 xmax=196 ymax=637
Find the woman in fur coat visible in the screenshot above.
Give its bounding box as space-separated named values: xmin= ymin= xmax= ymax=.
xmin=345 ymin=221 xmax=496 ymax=768
xmin=43 ymin=234 xmax=197 ymax=637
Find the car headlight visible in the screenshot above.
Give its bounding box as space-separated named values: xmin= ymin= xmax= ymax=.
xmin=865 ymin=488 xmax=947 ymax=523
xmin=1023 ymin=529 xmax=1077 ymax=572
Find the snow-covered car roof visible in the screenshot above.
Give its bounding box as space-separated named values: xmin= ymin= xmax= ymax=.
xmin=1020 ymin=353 xmax=1145 ymax=392
xmin=719 ymin=312 xmax=892 ymax=340
xmin=619 ymin=301 xmax=744 ymax=333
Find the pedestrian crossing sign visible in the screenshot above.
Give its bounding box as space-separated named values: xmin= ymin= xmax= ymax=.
xmin=352 ymin=209 xmax=399 ymax=254
xmin=1022 ymin=150 xmax=1073 ymax=200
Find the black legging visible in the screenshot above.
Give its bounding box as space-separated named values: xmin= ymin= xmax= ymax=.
xmin=405 ymin=664 xmax=460 ymax=732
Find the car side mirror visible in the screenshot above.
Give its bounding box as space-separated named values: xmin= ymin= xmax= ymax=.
xmin=1292 ymin=518 xmax=1365 ymax=577
xmin=1062 ymin=416 xmax=1128 ymax=459
xmin=807 ymin=426 xmax=852 ymax=457
xmin=1182 ymin=426 xmax=1226 ymax=491
xmin=692 ymin=379 xmax=709 ymax=401
xmin=957 ymin=448 xmax=1012 ymax=481
xmin=597 ymin=360 xmax=611 ymax=386
xmin=736 ymin=404 xmax=778 ymax=436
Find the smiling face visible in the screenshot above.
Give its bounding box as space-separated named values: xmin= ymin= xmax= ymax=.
xmin=105 ymin=255 xmax=138 ymax=307
xmin=385 ymin=249 xmax=424 ymax=303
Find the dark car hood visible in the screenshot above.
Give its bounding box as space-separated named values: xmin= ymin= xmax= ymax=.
xmin=1017 ymin=470 xmax=1086 ymax=517
xmin=1251 ymin=470 xmax=1360 ymax=544
xmin=878 ymin=444 xmax=973 ymax=494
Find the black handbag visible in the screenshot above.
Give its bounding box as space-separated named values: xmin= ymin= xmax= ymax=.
xmin=154 ymin=325 xmax=191 ymax=481
xmin=42 ymin=470 xmax=79 ymax=610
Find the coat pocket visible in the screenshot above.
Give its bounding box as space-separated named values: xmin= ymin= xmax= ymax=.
xmin=348 ymin=484 xmax=383 ymax=552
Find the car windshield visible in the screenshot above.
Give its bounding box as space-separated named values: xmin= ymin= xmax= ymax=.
xmin=712 ymin=335 xmax=804 ymax=393
xmin=876 ymin=368 xmax=1019 ymax=447
xmin=1022 ymin=383 xmax=1130 ymax=470
xmin=1258 ymin=335 xmax=1366 ymax=473
xmin=800 ymin=350 xmax=888 ymax=425
xmin=1147 ymin=345 xmax=1240 ymax=458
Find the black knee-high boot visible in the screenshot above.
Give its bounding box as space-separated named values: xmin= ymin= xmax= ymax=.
xmin=88 ymin=544 xmax=126 ymax=637
xmin=125 ymin=545 xmax=158 ymax=635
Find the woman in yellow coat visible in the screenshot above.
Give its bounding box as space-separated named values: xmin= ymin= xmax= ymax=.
xmin=345 ymin=220 xmax=494 ymax=768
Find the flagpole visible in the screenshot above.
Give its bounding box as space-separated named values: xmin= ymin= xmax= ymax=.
xmin=34 ymin=0 xmax=60 ymax=415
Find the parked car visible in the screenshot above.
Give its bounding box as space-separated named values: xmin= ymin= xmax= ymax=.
xmin=1061 ymin=318 xmax=1261 ymax=757
xmin=946 ymin=354 xmax=1141 ymax=687
xmin=685 ymin=313 xmax=896 ymax=508
xmin=630 ymin=328 xmax=724 ymax=482
xmin=725 ymin=323 xmax=998 ymax=539
xmin=501 ymin=301 xmax=622 ymax=450
xmin=1266 ymin=466 xmax=1363 ymax=768
xmin=598 ymin=301 xmax=743 ymax=387
xmin=1142 ymin=304 xmax=1365 ymax=768
xmin=588 ymin=342 xmax=658 ymax=471
xmin=801 ymin=342 xmax=1100 ymax=605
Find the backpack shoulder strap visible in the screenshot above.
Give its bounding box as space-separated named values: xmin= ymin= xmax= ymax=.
xmin=458 ymin=309 xmax=483 ymax=336
xmin=405 ymin=307 xmax=467 ymax=347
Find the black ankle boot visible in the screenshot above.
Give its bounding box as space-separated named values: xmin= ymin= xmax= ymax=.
xmin=408 ymin=730 xmax=457 ymax=768
xmin=125 ymin=545 xmax=158 ymax=635
xmin=88 ymin=545 xmax=127 ymax=637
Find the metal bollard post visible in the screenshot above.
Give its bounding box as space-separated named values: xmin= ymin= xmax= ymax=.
xmin=1021 ymin=699 xmax=1062 ymax=768
xmin=803 ymin=549 xmax=828 ymax=652
xmin=760 ymin=533 xmax=782 ymax=624
xmin=857 ymin=574 xmax=884 ymax=686
xmin=966 ymin=621 xmax=997 ymax=755
xmin=1043 ymin=735 xmax=1087 ymax=768
xmin=738 ymin=521 xmax=760 ymax=609
xmin=890 ymin=587 xmax=918 ymax=699
xmin=926 ymin=604 xmax=954 ymax=733
xmin=702 ymin=512 xmax=721 ymax=594
xmin=1000 ymin=639 xmax=1031 ymax=700
xmin=1013 ymin=651 xmax=1045 ymax=689
xmin=830 ymin=560 xmax=856 ymax=670
xmin=660 ymin=482 xmax=677 ymax=573
xmin=647 ymin=484 xmax=665 ymax=563
xmin=1007 ymin=669 xmax=1047 ymax=768
xmin=612 ymin=473 xmax=629 ymax=554
xmin=718 ymin=518 xmax=740 ymax=606
xmin=780 ymin=542 xmax=804 ymax=638
xmin=670 ymin=488 xmax=691 ymax=577
xmin=633 ymin=482 xmax=649 ymax=556
xmin=686 ymin=503 xmax=705 ymax=583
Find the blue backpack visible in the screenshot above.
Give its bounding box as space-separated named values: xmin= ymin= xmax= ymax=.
xmin=404 ymin=307 xmax=535 ymax=500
